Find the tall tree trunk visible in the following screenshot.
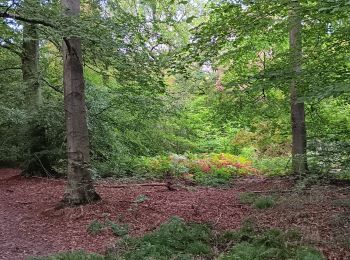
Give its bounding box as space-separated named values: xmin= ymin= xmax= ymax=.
xmin=21 ymin=20 xmax=57 ymax=177
xmin=22 ymin=23 xmax=40 ymax=110
xmin=61 ymin=0 xmax=100 ymax=205
xmin=289 ymin=0 xmax=307 ymax=175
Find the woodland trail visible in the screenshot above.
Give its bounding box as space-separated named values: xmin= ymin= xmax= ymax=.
xmin=0 ymin=169 xmax=349 ymax=259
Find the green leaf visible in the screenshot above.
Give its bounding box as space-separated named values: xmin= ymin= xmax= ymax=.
xmin=186 ymin=16 xmax=196 ymax=23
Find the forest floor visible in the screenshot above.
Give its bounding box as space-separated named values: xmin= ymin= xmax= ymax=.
xmin=0 ymin=168 xmax=350 ymax=260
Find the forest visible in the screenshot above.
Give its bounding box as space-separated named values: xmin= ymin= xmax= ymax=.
xmin=0 ymin=0 xmax=349 ymax=259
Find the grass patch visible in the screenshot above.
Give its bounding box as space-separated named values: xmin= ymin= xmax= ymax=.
xmin=107 ymin=221 xmax=129 ymax=237
xmin=253 ymin=196 xmax=276 ymax=209
xmin=87 ymin=220 xmax=104 ymax=235
xmin=239 ymin=192 xmax=277 ymax=209
xmin=87 ymin=219 xmax=128 ymax=237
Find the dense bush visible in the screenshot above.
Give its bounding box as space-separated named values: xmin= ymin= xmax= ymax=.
xmin=130 ymin=153 xmax=263 ymax=185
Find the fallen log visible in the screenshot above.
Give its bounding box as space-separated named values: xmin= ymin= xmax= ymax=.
xmin=98 ymin=181 xmax=176 ymax=191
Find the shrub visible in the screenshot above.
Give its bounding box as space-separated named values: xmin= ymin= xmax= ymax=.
xmin=108 ymin=221 xmax=128 ymax=237
xmin=220 ymin=227 xmax=324 ymax=260
xmin=113 ymin=217 xmax=213 ymax=260
xmin=239 ymin=193 xmax=277 ymax=209
xmin=253 ymin=157 xmax=290 ymax=176
xmin=254 ymin=196 xmax=276 ymax=209
xmin=87 ymin=219 xmax=128 ymax=237
xmin=130 ymin=153 xmax=295 ymax=185
xmin=87 ymin=220 xmax=104 ymax=235
xmin=132 ymin=153 xmax=243 ymax=185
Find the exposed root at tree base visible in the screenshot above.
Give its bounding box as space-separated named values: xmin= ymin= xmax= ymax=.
xmin=59 ymin=192 xmax=101 ymax=208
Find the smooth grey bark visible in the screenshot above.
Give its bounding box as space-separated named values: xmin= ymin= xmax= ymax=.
xmin=61 ymin=0 xmax=100 ymax=205
xmin=289 ymin=0 xmax=308 ymax=175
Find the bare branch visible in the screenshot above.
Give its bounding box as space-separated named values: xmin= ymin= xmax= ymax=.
xmin=0 ymin=11 xmax=56 ymax=28
xmin=41 ymin=78 xmax=63 ymax=94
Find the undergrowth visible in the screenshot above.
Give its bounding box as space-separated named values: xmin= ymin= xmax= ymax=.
xmin=87 ymin=219 xmax=128 ymax=237
xmin=87 ymin=220 xmax=104 ymax=235
xmin=239 ymin=192 xmax=277 ymax=209
xmin=38 ymin=217 xmax=325 ymax=260
xmin=111 ymin=217 xmax=213 ymax=260
xmin=219 ymin=221 xmax=324 ymax=260
xmin=131 ymin=153 xmax=263 ymax=186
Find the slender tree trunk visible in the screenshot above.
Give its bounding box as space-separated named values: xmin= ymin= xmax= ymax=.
xmin=22 ymin=23 xmax=40 ymax=110
xmin=61 ymin=0 xmax=100 ymax=205
xmin=289 ymin=0 xmax=307 ymax=175
xmin=21 ymin=20 xmax=57 ymax=177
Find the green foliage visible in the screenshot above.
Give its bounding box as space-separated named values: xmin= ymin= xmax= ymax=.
xmin=87 ymin=218 xmax=128 ymax=237
xmin=295 ymin=248 xmax=326 ymax=260
xmin=219 ymin=226 xmax=324 ymax=260
xmin=252 ymin=157 xmax=290 ymax=176
xmin=133 ymin=194 xmax=149 ymax=203
xmin=108 ymin=221 xmax=129 ymax=237
xmin=87 ymin=220 xmax=104 ymax=235
xmin=131 ymin=153 xmax=262 ymax=185
xmin=1 ymin=0 xmax=349 ymax=182
xmin=239 ymin=193 xmax=277 ymax=209
xmin=112 ymin=218 xmax=323 ymax=260
xmin=114 ymin=217 xmax=213 ymax=260
xmin=253 ymin=196 xmax=276 ymax=210
xmin=193 ymin=166 xmax=233 ymax=187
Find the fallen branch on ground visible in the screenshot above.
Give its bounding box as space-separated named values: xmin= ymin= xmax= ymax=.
xmin=247 ymin=190 xmax=294 ymax=194
xmin=98 ymin=181 xmax=176 ymax=191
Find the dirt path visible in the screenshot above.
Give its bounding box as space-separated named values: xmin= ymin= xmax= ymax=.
xmin=0 ymin=169 xmax=349 ymax=259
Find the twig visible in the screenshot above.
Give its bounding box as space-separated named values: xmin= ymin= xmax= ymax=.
xmin=247 ymin=189 xmax=294 ymax=194
xmin=41 ymin=78 xmax=63 ymax=94
xmin=34 ymin=153 xmax=53 ymax=178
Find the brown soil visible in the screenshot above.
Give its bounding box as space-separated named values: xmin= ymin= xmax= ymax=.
xmin=0 ymin=169 xmax=349 ymax=259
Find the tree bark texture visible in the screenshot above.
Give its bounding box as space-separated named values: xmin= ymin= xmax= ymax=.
xmin=289 ymin=0 xmax=308 ymax=175
xmin=61 ymin=0 xmax=100 ymax=205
